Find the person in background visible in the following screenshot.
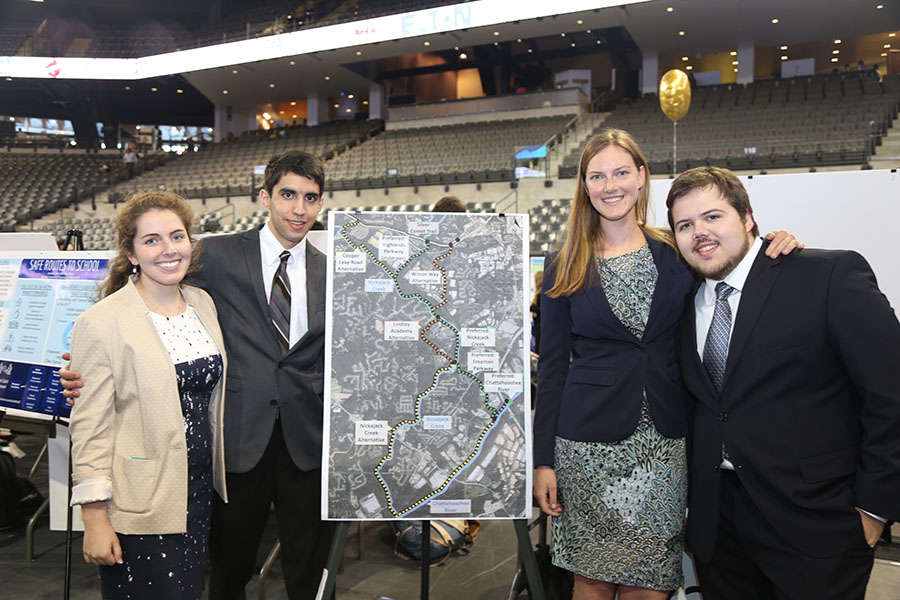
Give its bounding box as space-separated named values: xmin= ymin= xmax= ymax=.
xmin=122 ymin=145 xmax=138 ymax=179
xmin=69 ymin=191 xmax=226 ymax=600
xmin=432 ymin=195 xmax=467 ymax=212
xmin=532 ymin=128 xmax=799 ymax=600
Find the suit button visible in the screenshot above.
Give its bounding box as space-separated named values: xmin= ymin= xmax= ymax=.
xmin=718 ymin=413 xmax=728 ymax=421
xmin=270 ymin=399 xmax=278 ymax=406
xmin=713 ymin=465 xmax=720 ymax=471
xmin=634 ymin=346 xmax=643 ymax=352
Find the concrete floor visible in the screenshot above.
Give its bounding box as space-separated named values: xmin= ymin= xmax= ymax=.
xmin=2 ymin=433 xmax=899 ymax=600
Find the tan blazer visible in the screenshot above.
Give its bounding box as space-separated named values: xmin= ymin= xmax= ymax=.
xmin=69 ymin=278 xmax=227 ymax=535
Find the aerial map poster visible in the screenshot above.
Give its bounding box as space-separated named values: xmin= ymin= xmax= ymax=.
xmin=323 ymin=211 xmax=532 ymax=520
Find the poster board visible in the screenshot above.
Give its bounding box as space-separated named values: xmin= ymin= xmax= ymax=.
xmin=0 ymin=250 xmax=116 ymax=531
xmin=323 ymin=211 xmax=532 ymax=520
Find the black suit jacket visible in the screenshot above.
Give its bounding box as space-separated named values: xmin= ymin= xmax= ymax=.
xmin=677 ymin=243 xmax=900 ymax=561
xmin=191 ymin=227 xmax=326 ymax=473
xmin=533 ymin=236 xmax=695 ymax=467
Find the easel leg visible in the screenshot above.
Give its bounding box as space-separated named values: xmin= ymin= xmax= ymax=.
xmin=421 ymin=519 xmax=430 ymax=600
xmin=317 ymin=521 xmax=350 ymax=600
xmin=513 ymin=519 xmax=545 ymax=600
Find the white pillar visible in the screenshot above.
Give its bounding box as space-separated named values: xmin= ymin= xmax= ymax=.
xmin=737 ymin=42 xmax=755 ymax=85
xmin=368 ymin=83 xmax=386 ymax=120
xmin=307 ymin=92 xmax=329 ymax=126
xmin=642 ymin=52 xmax=659 ymax=96
xmin=213 ymin=104 xmax=255 ymax=142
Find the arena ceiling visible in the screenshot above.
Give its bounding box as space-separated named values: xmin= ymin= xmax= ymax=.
xmin=0 ymin=0 xmax=895 ymax=132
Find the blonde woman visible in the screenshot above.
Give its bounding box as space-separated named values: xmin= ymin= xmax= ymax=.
xmin=532 ymin=129 xmax=796 ymax=600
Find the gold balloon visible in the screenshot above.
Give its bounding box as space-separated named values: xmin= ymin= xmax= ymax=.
xmin=659 ymin=69 xmax=691 ymax=121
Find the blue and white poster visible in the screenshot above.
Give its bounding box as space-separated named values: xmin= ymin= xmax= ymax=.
xmin=0 ymin=252 xmax=111 ymax=418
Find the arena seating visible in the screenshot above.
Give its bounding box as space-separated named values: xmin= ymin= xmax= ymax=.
xmin=325 ymin=115 xmax=571 ymax=190
xmin=528 ymin=198 xmax=570 ymax=257
xmin=111 ymin=120 xmax=378 ymax=200
xmin=560 ymin=73 xmax=900 ymax=176
xmin=0 ymin=152 xmax=125 ymax=231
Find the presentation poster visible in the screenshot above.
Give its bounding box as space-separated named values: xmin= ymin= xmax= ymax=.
xmin=323 ymin=211 xmax=532 ymax=520
xmin=0 ymin=252 xmax=111 ymax=418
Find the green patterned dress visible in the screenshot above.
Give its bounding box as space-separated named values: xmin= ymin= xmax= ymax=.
xmin=551 ymin=244 xmax=687 ymax=591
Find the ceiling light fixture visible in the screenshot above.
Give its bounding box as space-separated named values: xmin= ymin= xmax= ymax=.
xmin=685 ymin=65 xmax=693 ymax=70
xmin=289 ymin=61 xmax=295 ymax=66
xmin=263 ymin=112 xmax=271 ymax=120
xmin=356 ymin=51 xmax=362 ymax=56
xmin=325 ymin=76 xmax=331 ymax=80
xmin=666 ymin=6 xmax=674 ymax=12
xmin=232 ymin=69 xmax=238 ymax=74
xmin=771 ymin=18 xmax=779 ymax=24
xmin=730 ymin=51 xmax=737 ymax=56
xmin=176 ymin=89 xmax=183 ymax=94
xmin=348 ymin=94 xmax=354 ymax=99
xmin=150 ymin=87 xmax=158 ymax=92
xmin=269 ymin=83 xmax=275 ymax=88
xmin=780 ymin=45 xmax=788 ymax=50
xmin=834 ymin=39 xmax=842 ymax=44
xmin=781 ymin=55 xmax=788 ymax=61
xmin=223 ymin=89 xmax=228 ymax=94
xmin=459 ymin=52 xmax=468 ymax=59
xmin=290 ymin=101 xmax=296 ymax=106
xmin=576 ymin=19 xmax=583 ymax=25
xmin=678 ymin=30 xmax=685 ymax=36
xmin=424 ymin=41 xmax=430 ymax=46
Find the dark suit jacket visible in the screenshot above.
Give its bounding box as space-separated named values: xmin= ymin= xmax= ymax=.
xmin=677 ymin=243 xmax=900 ymax=561
xmin=191 ymin=227 xmax=326 ymax=473
xmin=533 ymin=236 xmax=695 ymax=467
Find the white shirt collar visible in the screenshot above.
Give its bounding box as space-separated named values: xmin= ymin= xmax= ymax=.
xmin=701 ymin=237 xmax=762 ymax=303
xmin=259 ymin=222 xmax=307 ymax=266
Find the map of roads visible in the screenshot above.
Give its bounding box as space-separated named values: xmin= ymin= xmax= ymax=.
xmin=323 ymin=211 xmax=532 ymax=520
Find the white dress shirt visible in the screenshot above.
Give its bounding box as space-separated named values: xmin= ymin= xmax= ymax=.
xmin=694 ymin=237 xmax=762 ymax=359
xmin=260 ymin=223 xmax=308 ymax=346
xmin=695 ymin=237 xmax=761 ymax=470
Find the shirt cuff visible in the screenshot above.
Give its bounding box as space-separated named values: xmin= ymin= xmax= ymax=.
xmin=71 ymin=476 xmax=112 ymax=506
xmin=858 ymin=508 xmax=888 ymax=523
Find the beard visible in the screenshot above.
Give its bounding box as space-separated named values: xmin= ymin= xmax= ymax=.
xmin=691 ymin=234 xmax=753 ymax=280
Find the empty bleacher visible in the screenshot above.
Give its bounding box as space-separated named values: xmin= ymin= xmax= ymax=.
xmin=111 ymin=120 xmax=378 ymax=200
xmin=325 ymin=115 xmax=571 ymax=190
xmin=0 ymin=151 xmax=125 ymax=231
xmin=560 ymin=73 xmax=900 ymax=176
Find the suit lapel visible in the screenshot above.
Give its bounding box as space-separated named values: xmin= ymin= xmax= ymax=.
xmin=684 ymin=278 xmax=721 ymax=403
xmin=286 ymin=240 xmax=326 ymax=355
xmin=242 ymin=226 xmax=272 ymax=323
xmin=721 ymin=247 xmax=782 ymax=398
xmin=643 ymin=237 xmax=673 ymax=341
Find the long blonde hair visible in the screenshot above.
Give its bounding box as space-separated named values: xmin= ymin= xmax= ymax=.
xmin=547 ymin=128 xmax=674 ymax=298
xmin=101 ymin=190 xmax=198 ymax=298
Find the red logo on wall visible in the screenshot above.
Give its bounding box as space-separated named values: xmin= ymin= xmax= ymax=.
xmin=46 ymin=59 xmax=60 ymax=78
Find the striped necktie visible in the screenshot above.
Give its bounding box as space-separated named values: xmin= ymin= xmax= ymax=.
xmin=704 ymin=281 xmax=736 ymax=466
xmin=703 ymin=282 xmax=736 ymax=392
xmin=270 ymin=250 xmax=291 ymax=354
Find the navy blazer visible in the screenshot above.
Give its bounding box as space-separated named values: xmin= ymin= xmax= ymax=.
xmin=533 ymin=236 xmax=694 ymax=467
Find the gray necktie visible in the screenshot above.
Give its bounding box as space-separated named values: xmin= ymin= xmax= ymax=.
xmin=703 ymin=282 xmax=736 ymax=392
xmin=704 ymin=282 xmax=736 ymax=466
xmin=270 ymin=250 xmax=291 ymax=354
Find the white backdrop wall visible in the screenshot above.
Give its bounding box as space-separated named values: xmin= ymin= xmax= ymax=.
xmin=647 ymin=169 xmax=900 ymax=308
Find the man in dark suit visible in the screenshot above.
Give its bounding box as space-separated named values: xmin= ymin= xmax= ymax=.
xmin=192 ymin=150 xmax=333 ymax=599
xmin=666 ymin=166 xmax=900 ymax=600
xmin=62 ymin=151 xmax=332 ymax=599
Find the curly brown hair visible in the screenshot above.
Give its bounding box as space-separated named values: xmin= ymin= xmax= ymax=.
xmin=101 ymin=190 xmax=197 ymax=298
